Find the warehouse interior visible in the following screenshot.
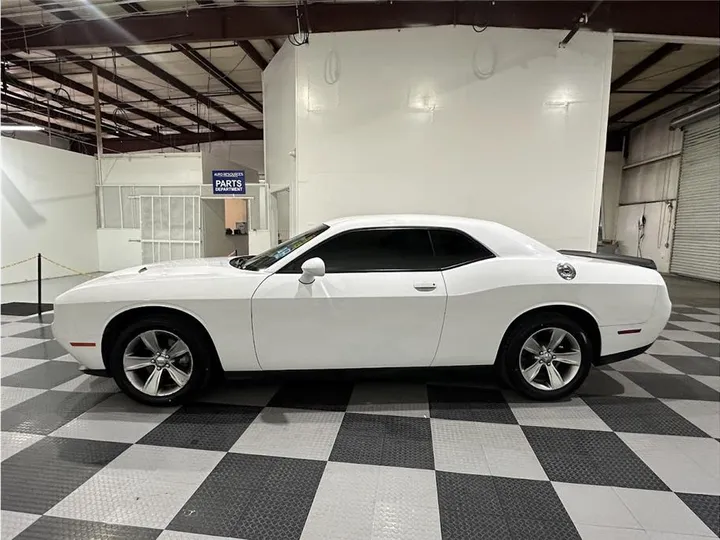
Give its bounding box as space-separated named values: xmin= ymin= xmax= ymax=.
xmin=1 ymin=1 xmax=719 ymax=539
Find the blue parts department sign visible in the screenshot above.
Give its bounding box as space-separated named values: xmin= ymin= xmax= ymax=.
xmin=212 ymin=170 xmax=246 ymax=195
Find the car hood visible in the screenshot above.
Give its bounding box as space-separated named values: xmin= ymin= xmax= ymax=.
xmin=67 ymin=257 xmax=263 ymax=291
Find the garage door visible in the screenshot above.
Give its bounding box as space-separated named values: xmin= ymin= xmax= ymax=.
xmin=670 ymin=115 xmax=720 ymax=282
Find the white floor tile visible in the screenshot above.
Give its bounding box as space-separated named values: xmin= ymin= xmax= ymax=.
xmin=600 ymin=370 xmax=654 ymax=398
xmin=698 ymin=307 xmax=720 ymax=315
xmin=553 ymin=482 xmax=641 ymax=529
xmin=229 ymin=407 xmax=344 ymax=461
xmin=0 ymin=337 xmax=45 ymax=357
xmin=300 ymin=462 xmax=441 ymax=540
xmin=0 ymin=510 xmax=40 ymax=539
xmin=662 ymin=399 xmax=720 ymax=438
xmin=575 ymin=524 xmax=650 ymax=540
xmin=687 ymin=313 xmax=720 ymax=324
xmin=614 ymin=488 xmax=716 ymax=537
xmin=47 ymin=445 xmax=224 ymax=529
xmin=50 ymin=393 xmax=178 ymax=443
xmin=661 ymin=331 xmax=719 ymax=343
xmin=613 ymin=354 xmax=684 ymax=375
xmin=52 ymin=374 xmax=120 ymax=393
xmin=691 ymin=375 xmax=720 ymax=392
xmin=347 ymin=382 xmax=429 ymax=418
xmin=648 ymin=341 xmax=703 ymax=357
xmin=0 ymin=358 xmax=48 ymax=378
xmin=0 ymin=386 xmax=46 ymax=411
xmin=1 ymin=322 xmax=43 ymax=338
xmin=507 ymin=396 xmax=611 ymax=431
xmin=1 ymin=432 xmax=43 ymax=461
xmin=430 ymin=418 xmax=546 ymax=480
xmin=673 ymin=321 xmax=720 ymax=333
xmin=618 ymin=433 xmax=720 ymax=495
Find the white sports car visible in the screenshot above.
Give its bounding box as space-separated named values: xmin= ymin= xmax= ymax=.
xmin=53 ymin=215 xmax=671 ymax=405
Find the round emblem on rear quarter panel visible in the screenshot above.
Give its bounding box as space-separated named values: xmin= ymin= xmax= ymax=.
xmin=557 ymin=262 xmax=576 ymax=280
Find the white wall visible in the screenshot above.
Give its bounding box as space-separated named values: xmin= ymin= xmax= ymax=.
xmin=266 ymin=26 xmax=613 ymax=250
xmin=601 ymin=152 xmax=624 ymax=241
xmin=97 ymin=229 xmax=141 ymax=271
xmin=264 ymin=42 xmax=298 ymax=235
xmin=201 ymin=141 xmax=265 ymax=174
xmin=1 ymin=138 xmax=99 ymax=284
xmin=100 ymin=153 xmax=204 ymax=185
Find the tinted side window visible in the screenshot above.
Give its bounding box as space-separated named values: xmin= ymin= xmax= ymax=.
xmin=430 ymin=229 xmax=494 ymax=268
xmin=283 ymin=228 xmax=435 ymax=273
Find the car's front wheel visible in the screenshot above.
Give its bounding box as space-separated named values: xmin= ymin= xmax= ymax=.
xmin=500 ymin=313 xmax=593 ymax=400
xmin=108 ymin=315 xmax=213 ymax=406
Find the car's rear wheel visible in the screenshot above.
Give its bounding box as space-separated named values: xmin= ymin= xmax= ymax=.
xmin=108 ymin=315 xmax=213 ymax=406
xmin=500 ymin=313 xmax=592 ymax=400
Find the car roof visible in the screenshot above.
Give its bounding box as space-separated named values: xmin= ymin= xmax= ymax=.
xmin=322 ymin=214 xmax=557 ymax=258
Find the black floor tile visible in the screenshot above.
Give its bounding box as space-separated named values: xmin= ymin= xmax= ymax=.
xmin=267 ymin=381 xmax=354 ymax=411
xmin=428 ymin=384 xmax=517 ymax=424
xmin=583 ymin=396 xmax=709 ymax=437
xmin=664 ymin=322 xmax=686 ymax=330
xmin=0 ymin=303 xmax=53 ymax=316
xmin=522 ymin=426 xmax=669 ymax=491
xmin=329 ymin=413 xmax=434 ymax=469
xmin=5 ymin=340 xmax=67 ymax=360
xmin=677 ymin=493 xmax=720 ymax=537
xmin=650 ymin=355 xmax=720 ymax=376
xmin=622 ymin=372 xmax=720 ymax=401
xmin=435 ymin=472 xmax=579 ymax=540
xmin=1 ymin=437 xmax=130 ymax=514
xmin=138 ymin=402 xmax=262 ymax=451
xmin=577 ymin=368 xmax=635 ymax=398
xmin=1 ymin=391 xmax=113 ymax=435
xmin=507 ymin=518 xmax=580 ymax=540
xmin=677 ymin=341 xmax=720 ymax=358
xmin=14 ymin=516 xmax=160 ymax=540
xmin=11 ymin=325 xmax=55 ymax=340
xmin=699 ymin=331 xmax=720 ymax=341
xmin=168 ymin=453 xmax=325 ymax=540
xmin=1 ymin=361 xmax=81 ymax=389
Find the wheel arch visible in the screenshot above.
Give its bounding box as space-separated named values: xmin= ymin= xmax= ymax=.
xmin=495 ymin=304 xmax=602 ymax=365
xmin=101 ymin=305 xmax=223 ymax=374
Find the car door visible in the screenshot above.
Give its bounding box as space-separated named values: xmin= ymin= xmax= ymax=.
xmin=251 ymin=227 xmax=448 ymax=370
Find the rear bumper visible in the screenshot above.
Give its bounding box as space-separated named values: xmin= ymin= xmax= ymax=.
xmin=595 ymin=343 xmax=653 ymax=366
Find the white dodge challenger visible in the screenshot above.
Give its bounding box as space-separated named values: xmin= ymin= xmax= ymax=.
xmin=53 ymin=215 xmax=671 ymax=405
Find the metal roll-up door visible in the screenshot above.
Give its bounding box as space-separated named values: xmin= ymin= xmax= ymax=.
xmin=670 ymin=115 xmax=720 ymax=281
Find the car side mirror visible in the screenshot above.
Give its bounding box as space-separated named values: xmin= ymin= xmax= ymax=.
xmin=299 ymin=257 xmax=325 ymax=284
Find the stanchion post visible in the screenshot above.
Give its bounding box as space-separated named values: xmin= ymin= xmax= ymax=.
xmin=37 ymin=253 xmax=42 ymax=320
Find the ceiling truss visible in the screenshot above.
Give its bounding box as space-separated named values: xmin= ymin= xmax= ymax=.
xmin=1 ymin=1 xmax=718 ymax=153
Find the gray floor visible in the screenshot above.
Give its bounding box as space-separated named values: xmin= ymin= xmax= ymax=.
xmin=1 ymin=276 xmax=719 ymax=540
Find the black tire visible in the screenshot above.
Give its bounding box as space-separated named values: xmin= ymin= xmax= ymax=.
xmin=107 ymin=315 xmax=214 ymax=406
xmin=498 ymin=312 xmax=593 ymax=401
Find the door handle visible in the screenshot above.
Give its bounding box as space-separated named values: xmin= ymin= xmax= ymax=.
xmin=414 ymin=282 xmax=437 ymax=292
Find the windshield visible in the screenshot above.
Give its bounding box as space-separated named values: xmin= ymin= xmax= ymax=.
xmin=239 ymin=224 xmax=329 ymax=271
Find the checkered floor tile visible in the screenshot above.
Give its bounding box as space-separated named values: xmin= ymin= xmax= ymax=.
xmin=1 ymin=302 xmax=719 ymax=540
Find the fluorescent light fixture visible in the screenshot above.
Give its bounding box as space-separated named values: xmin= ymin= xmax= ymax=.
xmin=0 ymin=125 xmax=43 ymax=132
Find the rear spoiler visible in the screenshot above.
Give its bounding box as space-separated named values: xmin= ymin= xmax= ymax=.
xmin=558 ymin=250 xmax=657 ymax=270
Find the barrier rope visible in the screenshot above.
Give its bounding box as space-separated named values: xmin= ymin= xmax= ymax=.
xmin=40 ymin=256 xmax=94 ymax=276
xmin=0 ymin=256 xmax=37 ymax=270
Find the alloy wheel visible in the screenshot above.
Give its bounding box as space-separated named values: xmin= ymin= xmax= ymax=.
xmin=122 ymin=329 xmax=193 ymax=397
xmin=518 ymin=327 xmax=582 ymax=391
